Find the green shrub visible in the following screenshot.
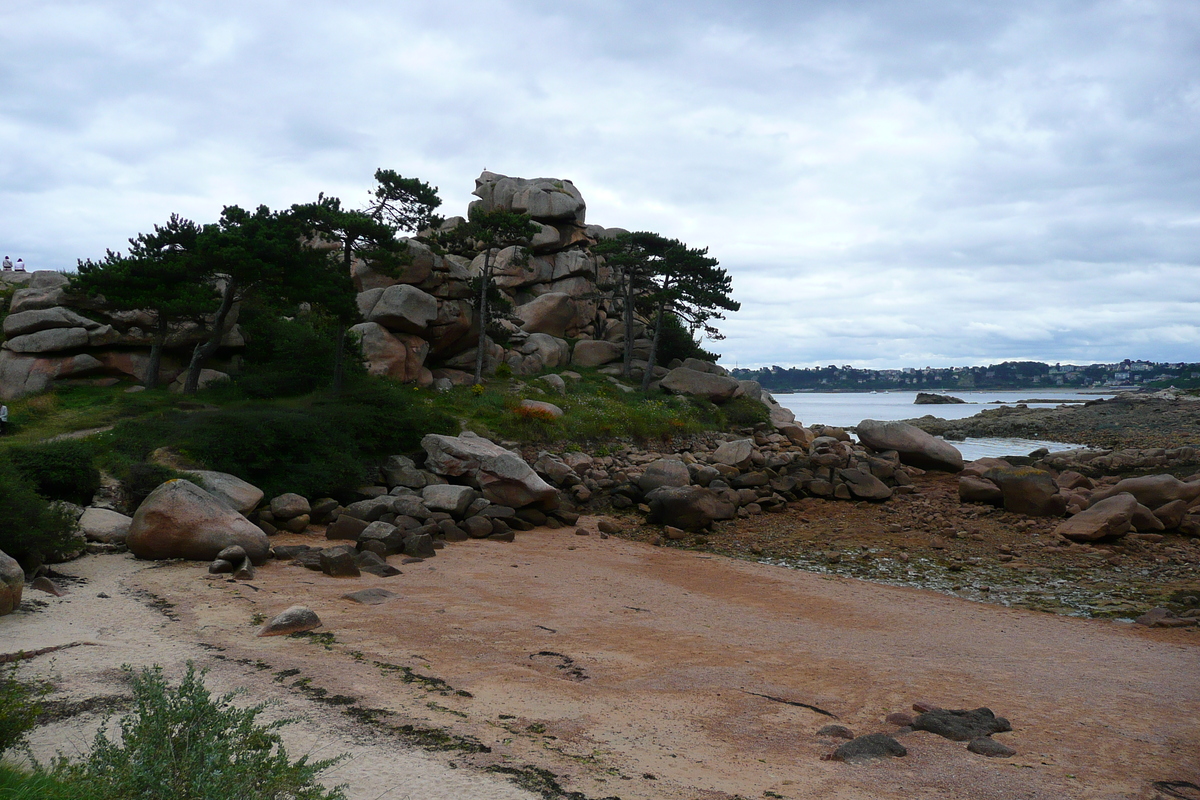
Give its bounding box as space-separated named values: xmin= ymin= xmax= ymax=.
xmin=0 ymin=661 xmax=49 ymax=756
xmin=234 ymin=311 xmax=351 ymax=399
xmin=108 ymin=379 xmax=456 ymax=499
xmin=0 ymin=458 xmax=80 ymax=562
xmin=0 ymin=765 xmax=88 ymax=800
xmin=52 ymin=662 xmax=346 ymax=800
xmin=7 ymin=440 xmax=100 ymax=505
xmin=118 ymin=462 xmax=181 ymax=512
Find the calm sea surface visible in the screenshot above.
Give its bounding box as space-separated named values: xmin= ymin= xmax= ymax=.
xmin=771 ymin=390 xmax=1116 ymax=461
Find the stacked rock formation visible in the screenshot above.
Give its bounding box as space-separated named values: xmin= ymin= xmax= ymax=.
xmin=0 ymin=172 xmax=743 ymax=400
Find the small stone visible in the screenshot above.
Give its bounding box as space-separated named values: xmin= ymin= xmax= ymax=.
xmin=342 ymin=588 xmax=398 ymax=605
xmin=829 ymin=733 xmax=907 ymax=762
xmin=216 ymin=545 xmax=247 ymax=562
xmin=597 ymin=519 xmax=621 ymax=534
xmin=885 ymin=712 xmax=914 ymax=727
xmin=258 ymin=605 xmax=321 ymax=636
xmin=30 ymin=576 xmax=64 ymax=596
xmin=967 ymin=737 xmax=1016 ymax=757
xmin=232 ymin=560 xmax=255 ymax=580
xmin=208 ymin=559 xmax=234 ymax=575
xmin=816 ymin=724 xmax=855 ymax=740
xmin=574 ymin=527 xmax=590 ymax=536
xmin=912 ymin=700 xmax=942 ymax=713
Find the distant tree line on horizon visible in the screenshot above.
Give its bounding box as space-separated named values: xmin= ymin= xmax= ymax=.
xmin=733 ymin=359 xmax=1200 ymax=392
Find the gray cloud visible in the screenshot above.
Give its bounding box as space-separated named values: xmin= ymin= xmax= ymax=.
xmin=1 ymin=0 xmax=1197 ymax=369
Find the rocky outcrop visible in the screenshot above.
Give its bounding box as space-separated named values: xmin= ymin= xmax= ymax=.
xmin=126 ymin=479 xmax=270 ymax=564
xmin=183 ymin=470 xmax=264 ymax=515
xmin=78 ymin=507 xmax=133 ymax=544
xmin=914 ymin=393 xmax=966 ymax=405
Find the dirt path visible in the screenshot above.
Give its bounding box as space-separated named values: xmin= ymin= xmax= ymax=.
xmin=3 ymin=525 xmax=1198 ymax=800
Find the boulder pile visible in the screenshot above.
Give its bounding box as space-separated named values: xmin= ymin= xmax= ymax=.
xmin=958 ymin=458 xmax=1200 ymax=541
xmin=523 ymin=421 xmax=945 ymax=531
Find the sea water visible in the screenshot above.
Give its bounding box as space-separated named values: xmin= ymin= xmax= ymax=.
xmin=771 ymin=389 xmax=1115 ymax=461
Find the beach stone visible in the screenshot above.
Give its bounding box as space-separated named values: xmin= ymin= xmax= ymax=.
xmin=830 ymin=733 xmax=907 ymax=762
xmin=358 ymin=521 xmax=404 ymax=555
xmin=422 ymin=433 xmax=558 ymax=509
xmin=326 ymin=515 xmax=369 ymax=541
xmin=968 ymin=737 xmax=1016 ymax=757
xmin=208 ymin=559 xmax=234 ymax=574
xmin=461 ymin=516 xmax=494 ymax=539
xmin=1056 ymin=493 xmax=1138 ymax=542
xmin=959 ymin=475 xmax=1004 ymax=504
xmin=637 ymin=459 xmax=691 ymax=493
xmin=403 ymin=533 xmax=437 ymax=559
xmin=646 ymin=485 xmax=737 ymax=531
xmin=838 ymin=468 xmax=893 ymax=501
xmin=258 ymin=605 xmax=322 ymax=637
xmin=856 ymin=419 xmax=964 ymax=472
xmin=911 ymin=708 xmax=1012 ymax=741
xmin=1153 ymin=499 xmax=1190 ymax=530
xmin=0 ymin=550 xmax=22 ymax=615
xmin=343 ymin=496 xmax=395 ymax=522
xmin=712 ymin=439 xmax=754 ymax=469
xmin=422 ymin=484 xmax=478 ymax=517
xmin=816 ymin=724 xmax=856 ymax=740
xmin=78 ymin=507 xmax=133 ymax=544
xmin=183 ymin=471 xmax=264 ymax=515
xmin=319 ymin=547 xmax=361 ymax=577
xmin=281 ymin=513 xmax=310 ymax=533
xmin=1131 ymin=503 xmax=1166 ymax=532
xmin=127 ymin=479 xmax=270 ymax=564
xmin=342 ymin=588 xmax=398 ymax=605
xmin=216 ymin=545 xmax=247 ymax=562
xmin=984 ymin=466 xmax=1067 ymax=517
xmin=270 ymin=493 xmax=311 ymax=520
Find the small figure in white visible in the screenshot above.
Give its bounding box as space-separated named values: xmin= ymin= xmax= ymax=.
xmin=14 ymin=259 xmax=24 ymax=272
xmin=1 ymin=256 xmax=10 ymax=271
xmin=0 ymin=405 xmax=7 ymax=435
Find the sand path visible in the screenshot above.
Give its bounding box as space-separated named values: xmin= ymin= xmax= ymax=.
xmin=3 ymin=522 xmax=1198 ymax=800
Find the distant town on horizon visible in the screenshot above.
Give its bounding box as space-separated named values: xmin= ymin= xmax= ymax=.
xmin=732 ymin=359 xmax=1200 ymax=393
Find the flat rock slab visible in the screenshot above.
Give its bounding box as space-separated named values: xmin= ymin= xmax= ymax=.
xmin=342 ymin=588 xmax=399 ymax=605
xmin=258 ymin=605 xmax=322 ymax=636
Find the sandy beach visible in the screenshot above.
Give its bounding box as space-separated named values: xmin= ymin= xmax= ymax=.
xmin=3 ymin=517 xmax=1197 ymax=800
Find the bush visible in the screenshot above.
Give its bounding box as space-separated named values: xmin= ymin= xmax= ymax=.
xmin=0 ymin=457 xmax=81 ymax=562
xmin=234 ymin=311 xmax=350 ymax=399
xmin=52 ymin=663 xmax=346 ymax=800
xmin=7 ymin=440 xmax=100 ymax=505
xmin=0 ymin=661 xmax=49 ymax=756
xmin=119 ymin=462 xmax=181 ymax=512
xmin=108 ymin=379 xmax=456 ymax=499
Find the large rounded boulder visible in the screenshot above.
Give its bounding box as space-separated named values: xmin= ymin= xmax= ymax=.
xmin=855 ymin=419 xmax=964 ymax=472
xmin=126 ymin=480 xmax=270 ymax=564
xmin=659 ymin=368 xmax=741 ymax=404
xmin=0 ymin=550 xmax=23 ymax=615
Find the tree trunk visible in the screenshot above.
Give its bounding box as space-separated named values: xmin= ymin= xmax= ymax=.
xmin=622 ymin=270 xmax=635 ymax=379
xmin=641 ymin=298 xmax=667 ymax=392
xmin=183 ymin=277 xmax=238 ymax=394
xmin=473 ymin=248 xmax=493 ymax=385
xmin=145 ymin=315 xmax=168 ymax=391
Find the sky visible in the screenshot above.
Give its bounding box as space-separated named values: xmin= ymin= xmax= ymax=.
xmin=2 ymin=0 xmax=1198 ymax=370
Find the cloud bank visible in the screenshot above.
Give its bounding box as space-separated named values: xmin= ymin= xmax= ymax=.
xmin=2 ymin=0 xmax=1197 ymax=368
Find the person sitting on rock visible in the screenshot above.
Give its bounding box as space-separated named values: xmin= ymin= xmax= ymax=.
xmin=0 ymin=405 xmax=7 ymax=436
xmin=1 ymin=256 xmax=10 ymax=271
xmin=14 ymin=259 xmax=24 ymax=272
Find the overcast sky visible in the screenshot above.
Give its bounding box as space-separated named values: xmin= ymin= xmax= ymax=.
xmin=3 ymin=1 xmax=1198 ymax=369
